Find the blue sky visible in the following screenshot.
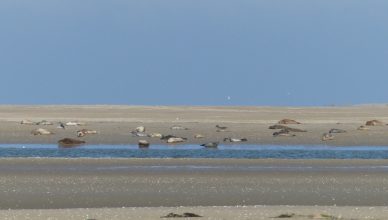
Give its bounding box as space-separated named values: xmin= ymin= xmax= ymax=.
xmin=0 ymin=1 xmax=387 ymax=106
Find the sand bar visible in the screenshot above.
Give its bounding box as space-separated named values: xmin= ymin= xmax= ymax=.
xmin=2 ymin=105 xmax=388 ymax=146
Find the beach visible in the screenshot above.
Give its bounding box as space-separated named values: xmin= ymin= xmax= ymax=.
xmin=1 ymin=105 xmax=388 ymax=219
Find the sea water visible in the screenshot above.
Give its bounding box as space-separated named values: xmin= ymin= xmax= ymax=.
xmin=0 ymin=144 xmax=388 ymax=159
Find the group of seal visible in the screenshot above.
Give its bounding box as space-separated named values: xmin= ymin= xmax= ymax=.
xmin=321 ymin=119 xmax=388 ymax=141
xmin=23 ymin=117 xmax=388 ymax=148
xmin=135 ymin=124 xmax=247 ymax=149
xmin=20 ymin=119 xmax=94 ymax=147
xmin=269 ymin=120 xmax=306 ymax=137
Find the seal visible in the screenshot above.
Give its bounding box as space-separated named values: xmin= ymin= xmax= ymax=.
xmin=273 ymin=129 xmax=296 ymax=137
xmin=150 ymin=133 xmax=163 ymax=138
xmin=223 ymin=137 xmax=248 ymax=142
xmin=329 ymin=128 xmax=346 ymax=134
xmin=357 ymin=125 xmax=370 ymax=131
xmin=365 ymin=120 xmax=384 ymax=126
xmin=135 ymin=126 xmax=145 ymax=132
xmin=58 ymin=138 xmax=86 ymax=147
xmin=57 ymin=122 xmax=66 ymax=129
xmin=20 ymin=120 xmax=35 ymax=125
xmin=269 ymin=124 xmax=306 ymax=132
xmin=77 ymin=129 xmax=98 ymax=137
xmin=138 ymin=140 xmax=150 ymax=148
xmin=322 ymin=133 xmax=334 ymax=141
xmin=194 ymin=134 xmax=205 ymax=139
xmin=131 ymin=131 xmax=149 ymax=137
xmin=167 ymin=137 xmax=187 ymax=143
xmin=65 ymin=121 xmax=86 ymax=126
xmin=161 ymin=135 xmax=177 ymax=140
xmin=31 ymin=128 xmax=53 ymax=135
xmin=36 ymin=120 xmax=53 ymax=126
xmin=278 ymin=119 xmax=301 ymax=124
xmin=170 ymin=125 xmax=189 ymax=130
xmin=161 ymin=213 xmax=202 ymax=218
xmin=200 ymin=142 xmax=219 ymax=148
xmin=216 ymin=125 xmax=228 ymax=130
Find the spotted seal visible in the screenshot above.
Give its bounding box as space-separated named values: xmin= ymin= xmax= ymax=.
xmin=194 ymin=134 xmax=205 ymax=139
xmin=77 ymin=129 xmax=98 ymax=137
xmin=200 ymin=142 xmax=219 ymax=148
xmin=58 ymin=138 xmax=86 ymax=147
xmin=216 ymin=125 xmax=228 ymax=130
xmin=365 ymin=120 xmax=384 ymax=126
xmin=36 ymin=120 xmax=53 ymax=126
xmin=135 ymin=126 xmax=145 ymax=132
xmin=167 ymin=137 xmax=187 ymax=143
xmin=329 ymin=128 xmax=346 ymax=134
xmin=31 ymin=128 xmax=53 ymax=135
xmin=278 ymin=119 xmax=301 ymax=125
xmin=65 ymin=121 xmax=86 ymax=126
xmin=223 ymin=137 xmax=247 ymax=142
xmin=273 ymin=129 xmax=296 ymax=137
xmin=269 ymin=124 xmax=306 ymax=132
xmin=138 ymin=140 xmax=150 ymax=148
xmin=357 ymin=125 xmax=369 ymax=131
xmin=21 ymin=120 xmax=35 ymax=125
xmin=131 ymin=131 xmax=149 ymax=137
xmin=322 ymin=133 xmax=334 ymax=141
xmin=170 ymin=125 xmax=189 ymax=130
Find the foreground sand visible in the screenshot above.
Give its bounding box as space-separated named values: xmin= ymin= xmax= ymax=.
xmin=0 ymin=158 xmax=387 ymax=219
xmin=0 ymin=158 xmax=387 ymax=208
xmin=1 ymin=205 xmax=388 ymax=220
xmin=2 ymin=105 xmax=388 ymax=146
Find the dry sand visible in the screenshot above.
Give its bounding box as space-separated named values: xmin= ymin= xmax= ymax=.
xmin=2 ymin=105 xmax=388 ymax=146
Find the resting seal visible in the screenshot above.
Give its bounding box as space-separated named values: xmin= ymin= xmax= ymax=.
xmin=278 ymin=119 xmax=301 ymax=124
xmin=138 ymin=140 xmax=150 ymax=148
xmin=167 ymin=137 xmax=187 ymax=143
xmin=273 ymin=129 xmax=296 ymax=137
xmin=170 ymin=125 xmax=189 ymax=130
xmin=322 ymin=133 xmax=334 ymax=141
xmin=365 ymin=120 xmax=384 ymax=126
xmin=269 ymin=124 xmax=306 ymax=132
xmin=31 ymin=128 xmax=53 ymax=135
xmin=223 ymin=137 xmax=247 ymax=142
xmin=201 ymin=142 xmax=219 ymax=148
xmin=329 ymin=128 xmax=346 ymax=134
xmin=58 ymin=138 xmax=86 ymax=147
xmin=77 ymin=129 xmax=98 ymax=137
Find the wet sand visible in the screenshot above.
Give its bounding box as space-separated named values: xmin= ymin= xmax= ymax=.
xmin=2 ymin=105 xmax=388 ymax=146
xmin=0 ymin=158 xmax=387 ymax=219
xmin=0 ymin=158 xmax=387 ymax=209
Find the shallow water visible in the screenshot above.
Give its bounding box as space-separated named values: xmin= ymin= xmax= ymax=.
xmin=1 ymin=144 xmax=388 ymax=159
